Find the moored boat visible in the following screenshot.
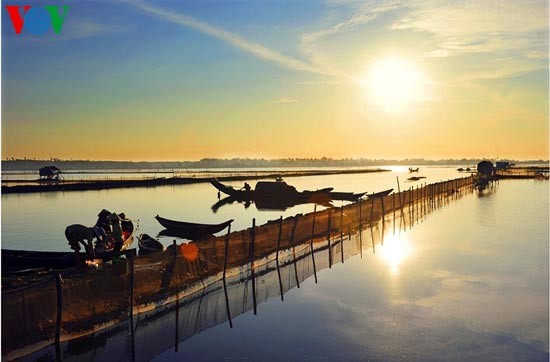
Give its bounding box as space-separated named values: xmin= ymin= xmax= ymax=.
xmin=155 ymin=215 xmax=233 ymax=236
xmin=3 ymin=219 xmax=135 ymax=273
xmin=210 ymin=179 xmax=253 ymax=199
xmin=1 ymin=248 xmax=136 ymax=273
xmin=138 ymin=234 xmax=164 ymax=255
xmin=367 ymin=188 xmax=394 ymax=199
xmin=211 ymin=179 xmax=332 ymax=200
xmin=328 ymin=191 xmax=367 ymax=201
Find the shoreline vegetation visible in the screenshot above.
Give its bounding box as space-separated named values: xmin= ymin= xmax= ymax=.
xmin=2 ymin=157 xmax=549 ymax=171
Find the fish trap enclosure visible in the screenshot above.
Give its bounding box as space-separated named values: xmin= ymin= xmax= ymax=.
xmin=2 ymin=176 xmax=476 ymax=361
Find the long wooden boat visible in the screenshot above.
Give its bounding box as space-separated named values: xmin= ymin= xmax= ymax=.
xmin=211 ymin=179 xmax=332 ymax=200
xmin=409 ymin=167 xmax=420 ymax=173
xmin=155 ymin=215 xmax=233 ymax=236
xmin=328 ymin=191 xmax=367 ymax=201
xmin=367 ymin=188 xmax=394 ymax=199
xmin=1 ymin=248 xmax=136 ymax=273
xmin=210 ymin=179 xmax=253 ymax=199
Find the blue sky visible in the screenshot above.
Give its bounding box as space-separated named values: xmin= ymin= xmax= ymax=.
xmin=2 ymin=0 xmax=548 ymax=160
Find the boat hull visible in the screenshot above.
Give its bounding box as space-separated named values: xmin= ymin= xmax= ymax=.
xmin=155 ymin=215 xmax=233 ymax=237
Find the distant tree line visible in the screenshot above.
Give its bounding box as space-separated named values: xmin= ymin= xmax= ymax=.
xmin=1 ymin=157 xmax=548 ymax=171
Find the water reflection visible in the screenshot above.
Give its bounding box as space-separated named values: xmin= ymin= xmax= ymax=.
xmin=211 ymin=195 xmax=332 ymax=212
xmin=378 ymin=233 xmax=413 ymax=276
xmin=14 ymin=180 xmax=549 ymax=362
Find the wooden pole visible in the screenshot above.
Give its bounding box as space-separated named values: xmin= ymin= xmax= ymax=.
xmin=128 ymin=254 xmax=134 ymax=319
xmin=291 ymin=216 xmax=300 ymax=288
xmin=359 ymin=224 xmax=363 ymax=259
xmin=250 ymin=219 xmax=255 ymax=266
xmin=55 ymin=273 xmax=62 ymax=346
xmin=340 ymin=206 xmax=344 ymax=263
xmin=223 ymin=278 xmax=233 ymax=328
xmin=310 ymin=205 xmax=318 ymax=284
xmin=276 ymin=216 xmax=283 ymax=262
xmin=396 ymin=176 xmax=405 ymax=219
xmin=172 ymin=240 xmax=179 ymax=352
xmin=380 ymin=196 xmax=385 ymax=222
xmin=223 ymin=224 xmax=232 ymax=280
xmin=327 ymin=209 xmax=332 ymax=269
xmin=250 ymin=219 xmax=257 ymax=315
xmin=340 ymin=206 xmax=344 ymax=241
xmin=276 ymin=257 xmax=284 ymax=301
xmin=409 ymin=187 xmax=413 ymax=228
xmin=369 ymin=197 xmax=374 ymax=225
xmin=359 ymin=199 xmax=363 ymax=228
xmin=310 ymin=205 xmax=317 ymax=248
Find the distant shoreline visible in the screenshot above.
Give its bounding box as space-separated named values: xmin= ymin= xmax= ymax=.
xmin=2 ymin=158 xmax=548 ymax=171
xmin=1 ymin=168 xmax=391 ymax=194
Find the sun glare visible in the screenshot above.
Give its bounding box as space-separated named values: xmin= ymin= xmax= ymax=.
xmin=378 ymin=233 xmax=413 ymax=275
xmin=363 ymin=57 xmax=427 ymax=112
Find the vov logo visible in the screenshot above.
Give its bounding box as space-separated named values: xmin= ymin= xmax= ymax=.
xmin=5 ymin=5 xmax=69 ymax=35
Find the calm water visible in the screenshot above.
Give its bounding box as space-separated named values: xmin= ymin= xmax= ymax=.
xmin=2 ymin=166 xmax=465 ymax=250
xmin=18 ymin=179 xmax=548 ymax=361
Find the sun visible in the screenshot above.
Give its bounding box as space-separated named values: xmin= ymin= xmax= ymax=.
xmin=362 ymin=57 xmax=427 ymax=112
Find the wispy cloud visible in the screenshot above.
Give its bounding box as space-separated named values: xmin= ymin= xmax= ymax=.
xmin=392 ymin=0 xmax=548 ymax=58
xmin=275 ymin=97 xmax=299 ymax=104
xmin=300 ymin=0 xmax=547 ymax=82
xmin=300 ymin=1 xmax=399 ymax=75
xmin=125 ymin=0 xmax=348 ymax=79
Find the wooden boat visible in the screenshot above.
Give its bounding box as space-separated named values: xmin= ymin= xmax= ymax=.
xmin=408 ymin=167 xmax=420 ymax=173
xmin=210 ymin=179 xmax=252 ymax=199
xmin=407 ymin=176 xmax=426 ymax=181
xmin=138 ymin=234 xmax=164 ymax=255
xmin=211 ymin=179 xmax=332 ymax=200
xmin=367 ymin=188 xmax=393 ymax=199
xmin=3 ymin=219 xmax=135 ymax=272
xmin=2 ymin=248 xmax=136 ymax=273
xmin=155 ymin=215 xmax=233 ymax=236
xmin=328 ymin=191 xmax=367 ymax=201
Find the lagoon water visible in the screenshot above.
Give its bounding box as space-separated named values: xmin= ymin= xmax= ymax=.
xmin=2 ymin=166 xmax=464 ymax=250
xmin=13 ymin=178 xmax=550 ymax=361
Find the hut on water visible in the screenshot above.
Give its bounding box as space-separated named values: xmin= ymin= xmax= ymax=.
xmin=39 ymin=166 xmax=62 ymax=180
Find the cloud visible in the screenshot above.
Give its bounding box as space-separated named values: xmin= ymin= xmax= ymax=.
xmin=392 ymin=0 xmax=548 ymax=58
xmin=300 ymin=1 xmax=399 ymax=75
xmin=275 ymin=97 xmax=299 ymax=104
xmin=125 ymin=0 xmax=348 ymax=79
xmin=300 ymin=0 xmax=547 ymax=82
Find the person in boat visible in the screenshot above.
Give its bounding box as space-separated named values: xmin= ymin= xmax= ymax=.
xmin=107 ymin=212 xmax=124 ymax=251
xmin=93 ymin=209 xmax=111 ymax=246
xmin=243 ymin=182 xmax=251 ymax=192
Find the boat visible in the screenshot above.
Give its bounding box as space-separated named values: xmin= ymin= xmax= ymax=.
xmin=367 ymin=188 xmax=394 ymax=199
xmin=210 ymin=179 xmax=252 ymax=199
xmin=2 ymin=248 xmax=136 ymax=273
xmin=328 ymin=191 xmax=367 ymax=201
xmin=138 ymin=234 xmax=164 ymax=255
xmin=2 ymin=219 xmax=135 ymax=272
xmin=211 ymin=179 xmax=332 ymax=200
xmin=408 ymin=167 xmax=420 ymax=173
xmin=155 ymin=215 xmax=233 ymax=236
xmin=407 ymin=176 xmax=426 ymax=181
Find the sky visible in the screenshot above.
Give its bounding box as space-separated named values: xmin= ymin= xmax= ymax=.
xmin=2 ymin=0 xmax=549 ymax=161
